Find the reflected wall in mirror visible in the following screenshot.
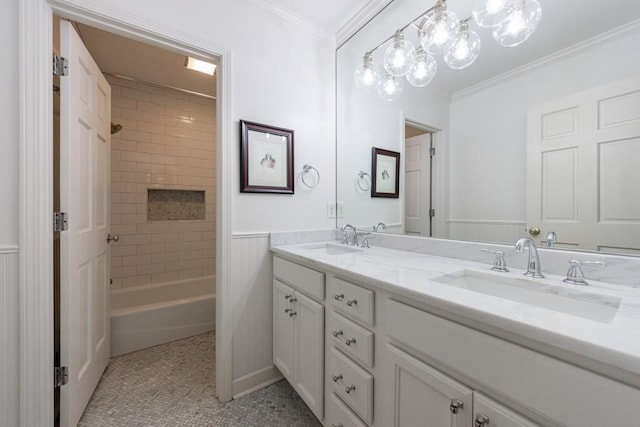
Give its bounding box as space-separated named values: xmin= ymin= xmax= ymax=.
xmin=337 ymin=0 xmax=640 ymax=255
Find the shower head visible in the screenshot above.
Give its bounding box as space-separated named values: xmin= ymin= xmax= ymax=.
xmin=111 ymin=122 xmax=123 ymax=135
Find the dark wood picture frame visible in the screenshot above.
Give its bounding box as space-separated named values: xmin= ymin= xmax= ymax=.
xmin=371 ymin=147 xmax=400 ymax=198
xmin=240 ymin=120 xmax=294 ymax=194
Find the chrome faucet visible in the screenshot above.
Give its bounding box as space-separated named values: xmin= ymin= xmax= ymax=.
xmin=514 ymin=237 xmax=544 ymax=278
xmin=373 ymin=222 xmax=387 ymax=232
xmin=546 ymin=231 xmax=557 ymax=248
xmin=341 ymin=224 xmax=357 ymax=246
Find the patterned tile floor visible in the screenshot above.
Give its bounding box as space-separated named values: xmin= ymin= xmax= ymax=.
xmin=79 ymin=332 xmax=321 ymax=426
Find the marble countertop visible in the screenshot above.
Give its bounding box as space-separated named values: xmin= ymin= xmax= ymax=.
xmin=271 ymin=238 xmax=640 ymax=388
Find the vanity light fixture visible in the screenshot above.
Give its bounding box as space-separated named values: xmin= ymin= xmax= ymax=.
xmin=184 ymin=56 xmax=216 ymax=75
xmin=355 ymin=0 xmax=541 ymax=100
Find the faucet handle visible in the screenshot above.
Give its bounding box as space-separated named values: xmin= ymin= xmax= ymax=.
xmin=481 ymin=249 xmax=509 ymax=272
xmin=563 ymin=259 xmax=607 ymax=286
xmin=357 ymin=232 xmax=372 ymax=248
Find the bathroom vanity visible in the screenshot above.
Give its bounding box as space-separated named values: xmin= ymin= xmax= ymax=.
xmin=271 ymin=232 xmax=640 ymax=427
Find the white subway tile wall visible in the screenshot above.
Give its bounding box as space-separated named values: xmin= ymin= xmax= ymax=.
xmin=108 ymin=75 xmax=216 ymax=289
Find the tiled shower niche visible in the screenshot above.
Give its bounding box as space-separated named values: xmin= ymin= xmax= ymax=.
xmin=147 ymin=189 xmax=205 ymax=221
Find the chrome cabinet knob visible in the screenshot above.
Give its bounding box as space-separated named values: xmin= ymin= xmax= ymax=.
xmin=332 ymin=330 xmax=344 ymax=338
xmin=344 ymin=384 xmax=356 ymax=394
xmin=106 ymin=233 xmax=119 ymax=243
xmin=449 ymin=399 xmax=464 ymax=414
xmin=345 ymin=338 xmax=356 ymax=346
xmin=284 ymin=294 xmax=292 ymax=300
xmin=475 ymin=414 xmax=490 ymax=426
xmin=288 ymin=311 xmax=297 ymax=317
xmin=346 ymin=299 xmax=357 ymax=306
xmin=333 ymin=294 xmax=344 ymax=301
xmin=331 ymin=374 xmax=343 ymax=383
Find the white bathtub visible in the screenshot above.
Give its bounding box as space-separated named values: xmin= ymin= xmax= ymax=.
xmin=110 ymin=275 xmax=215 ymax=357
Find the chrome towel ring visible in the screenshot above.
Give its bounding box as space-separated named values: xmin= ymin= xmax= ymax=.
xmin=301 ymin=164 xmax=320 ymax=188
xmin=357 ymin=171 xmax=371 ymax=191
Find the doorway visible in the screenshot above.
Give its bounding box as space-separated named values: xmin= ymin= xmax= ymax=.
xmin=53 ymin=16 xmax=218 ymax=426
xmin=404 ymin=122 xmax=433 ymax=237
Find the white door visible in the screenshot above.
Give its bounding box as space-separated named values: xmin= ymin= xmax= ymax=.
xmin=294 ymin=291 xmax=324 ymax=420
xmin=59 ymin=19 xmax=111 ymax=427
xmin=473 ymin=393 xmax=539 ymax=427
xmin=527 ymin=76 xmax=640 ymax=253
xmin=388 ymin=345 xmax=472 ymax=427
xmin=404 ymin=133 xmax=431 ymax=236
xmin=273 ymin=280 xmax=295 ymax=380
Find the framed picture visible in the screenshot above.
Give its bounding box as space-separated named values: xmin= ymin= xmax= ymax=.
xmin=371 ymin=147 xmax=400 ymax=198
xmin=240 ymin=120 xmax=294 ymax=194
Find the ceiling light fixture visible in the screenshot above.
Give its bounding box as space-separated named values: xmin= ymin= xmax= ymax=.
xmin=355 ymin=0 xmax=541 ymax=101
xmin=184 ymin=57 xmax=216 ymax=75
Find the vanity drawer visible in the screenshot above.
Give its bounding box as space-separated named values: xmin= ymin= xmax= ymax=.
xmin=329 ymin=311 xmax=374 ymax=368
xmin=273 ymin=256 xmax=324 ymax=301
xmin=326 ymin=392 xmax=368 ymax=427
xmin=330 ymin=277 xmax=374 ymax=326
xmin=328 ymin=346 xmax=374 ymax=424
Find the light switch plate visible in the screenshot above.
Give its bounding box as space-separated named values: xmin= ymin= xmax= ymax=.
xmin=327 ymin=202 xmax=336 ymax=218
xmin=337 ymin=203 xmax=344 ymax=218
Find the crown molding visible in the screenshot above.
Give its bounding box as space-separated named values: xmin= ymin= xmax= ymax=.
xmin=236 ymin=0 xmax=333 ymax=41
xmin=336 ymin=0 xmax=393 ymax=48
xmin=452 ymin=18 xmax=640 ymax=100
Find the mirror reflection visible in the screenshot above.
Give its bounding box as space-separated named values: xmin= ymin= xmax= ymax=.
xmin=336 ymin=0 xmax=640 ymax=255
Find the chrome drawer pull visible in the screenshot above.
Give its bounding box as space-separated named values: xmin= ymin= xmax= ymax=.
xmin=332 ymin=330 xmax=344 ymax=338
xmin=331 ymin=374 xmax=343 ymax=383
xmin=288 ymin=311 xmax=297 ymax=317
xmin=285 ymin=308 xmax=292 ymax=313
xmin=289 ymin=297 xmax=297 ymax=303
xmin=346 ymin=299 xmax=358 ymax=306
xmin=475 ymin=414 xmax=490 ymax=426
xmin=345 ymin=338 xmax=357 ymax=346
xmin=284 ymin=294 xmax=292 ymax=300
xmin=449 ymin=399 xmax=464 ymax=414
xmin=345 ymin=385 xmax=356 ymax=394
xmin=333 ymin=294 xmax=345 ymax=301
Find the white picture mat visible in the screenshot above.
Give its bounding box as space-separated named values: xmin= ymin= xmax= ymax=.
xmin=376 ymin=153 xmax=397 ymax=193
xmin=247 ymin=130 xmax=287 ymax=187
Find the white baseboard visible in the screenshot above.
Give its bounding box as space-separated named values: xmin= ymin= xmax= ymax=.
xmin=231 ymin=365 xmax=284 ymax=399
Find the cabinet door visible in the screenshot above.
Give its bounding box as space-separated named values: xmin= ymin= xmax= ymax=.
xmin=388 ymin=345 xmax=472 ymax=427
xmin=295 ymin=291 xmax=325 ymax=420
xmin=273 ymin=280 xmax=295 ymax=381
xmin=474 ymin=393 xmax=540 ymax=427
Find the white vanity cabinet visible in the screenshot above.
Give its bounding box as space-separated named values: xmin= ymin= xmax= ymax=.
xmin=273 ymin=257 xmax=325 ymax=420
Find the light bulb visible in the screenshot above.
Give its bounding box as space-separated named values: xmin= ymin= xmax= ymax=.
xmin=406 ymin=49 xmax=437 ymax=87
xmin=444 ymin=22 xmax=481 ymax=69
xmin=472 ymin=0 xmax=515 ymax=28
xmin=420 ymin=3 xmax=459 ymax=55
xmin=492 ymin=0 xmax=542 ymax=47
xmin=355 ymin=53 xmax=381 ymax=93
xmin=377 ymin=73 xmax=403 ymax=101
xmin=383 ymin=30 xmax=416 ymax=77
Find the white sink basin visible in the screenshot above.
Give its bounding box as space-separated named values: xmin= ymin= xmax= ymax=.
xmin=431 ymin=269 xmax=621 ymax=323
xmin=302 ymin=242 xmax=363 ymax=255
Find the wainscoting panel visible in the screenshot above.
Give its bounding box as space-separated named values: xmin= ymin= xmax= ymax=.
xmin=0 ymin=247 xmax=19 ymax=427
xmin=231 ymin=234 xmax=282 ymax=397
xmin=448 ymin=220 xmax=526 ymax=245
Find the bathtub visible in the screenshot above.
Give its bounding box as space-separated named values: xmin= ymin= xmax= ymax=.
xmin=110 ymin=275 xmax=215 ymax=357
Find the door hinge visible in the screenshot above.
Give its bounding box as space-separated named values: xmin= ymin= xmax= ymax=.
xmin=54 ymin=366 xmax=68 ymax=388
xmin=53 ymin=55 xmax=68 ymax=76
xmin=430 ymin=147 xmax=435 ymax=157
xmin=53 ymin=212 xmax=68 ymax=232
xmin=429 ymin=209 xmax=435 ymax=218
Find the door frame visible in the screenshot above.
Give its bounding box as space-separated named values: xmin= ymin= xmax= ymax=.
xmin=19 ymin=1 xmax=234 ymax=424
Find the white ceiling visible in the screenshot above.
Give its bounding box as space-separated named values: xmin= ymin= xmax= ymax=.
xmin=71 ymin=1 xmax=640 ymax=99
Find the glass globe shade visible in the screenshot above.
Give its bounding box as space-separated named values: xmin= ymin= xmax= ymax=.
xmin=355 ymin=53 xmax=381 ymax=93
xmin=472 ymin=0 xmax=515 ymax=28
xmin=377 ymin=73 xmax=403 ymax=101
xmin=444 ymin=25 xmax=481 ymax=69
xmin=420 ymin=5 xmax=460 ymax=54
xmin=383 ymin=30 xmax=416 ymax=77
xmin=492 ymin=0 xmax=542 ymax=47
xmin=406 ymin=49 xmax=437 ymax=87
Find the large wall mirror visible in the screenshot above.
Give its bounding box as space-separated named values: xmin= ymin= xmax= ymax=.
xmin=337 ymin=0 xmax=640 ymax=255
